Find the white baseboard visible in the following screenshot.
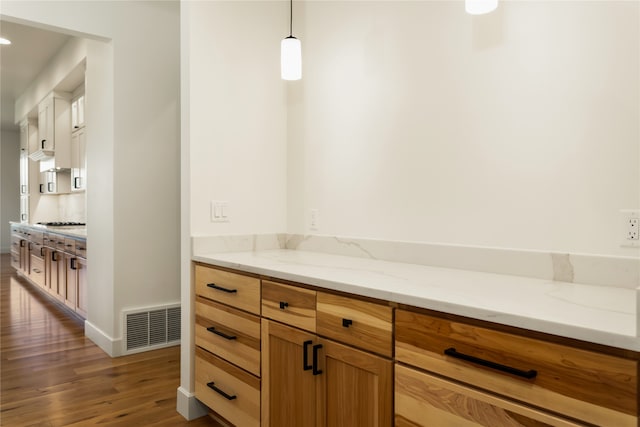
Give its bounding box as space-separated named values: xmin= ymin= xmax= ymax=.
xmin=176 ymin=386 xmax=208 ymax=420
xmin=84 ymin=320 xmax=122 ymax=357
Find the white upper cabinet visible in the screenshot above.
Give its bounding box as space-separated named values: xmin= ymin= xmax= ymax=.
xmin=71 ymin=128 xmax=86 ymax=191
xmin=31 ymin=92 xmax=72 ymax=169
xmin=71 ymin=94 xmax=85 ymax=131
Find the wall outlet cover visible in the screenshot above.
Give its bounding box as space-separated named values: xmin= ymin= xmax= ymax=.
xmin=620 ymin=209 xmax=640 ymax=247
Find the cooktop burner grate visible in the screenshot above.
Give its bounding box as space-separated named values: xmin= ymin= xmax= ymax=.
xmin=37 ymin=222 xmax=86 ymax=227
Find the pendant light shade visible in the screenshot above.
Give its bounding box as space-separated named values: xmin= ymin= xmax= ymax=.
xmin=465 ymin=0 xmax=498 ymax=15
xmin=281 ymin=36 xmax=302 ymax=80
xmin=281 ymin=0 xmax=301 ymax=80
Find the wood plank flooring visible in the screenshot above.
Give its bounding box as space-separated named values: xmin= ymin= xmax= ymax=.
xmin=0 ymin=254 xmax=216 ymax=426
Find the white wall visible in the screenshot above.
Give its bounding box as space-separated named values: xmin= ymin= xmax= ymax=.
xmin=188 ymin=1 xmax=288 ymax=236
xmin=287 ymin=0 xmax=640 ymax=257
xmin=3 ymin=1 xmax=181 ymax=355
xmin=0 ymin=131 xmax=20 ymax=252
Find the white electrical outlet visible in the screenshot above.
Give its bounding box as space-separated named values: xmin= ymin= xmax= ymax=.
xmin=211 ymin=201 xmax=230 ymax=223
xmin=620 ymin=209 xmax=640 ymax=247
xmin=310 ymin=209 xmax=319 ymax=231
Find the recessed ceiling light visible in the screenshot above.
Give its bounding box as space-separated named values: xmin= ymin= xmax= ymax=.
xmin=0 ymin=38 xmax=11 ymax=45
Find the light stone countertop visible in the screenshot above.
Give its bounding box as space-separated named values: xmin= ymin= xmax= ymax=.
xmin=193 ymin=249 xmax=639 ymax=352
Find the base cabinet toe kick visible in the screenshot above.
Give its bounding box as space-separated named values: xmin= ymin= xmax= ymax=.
xmin=192 ymin=261 xmax=639 ymax=427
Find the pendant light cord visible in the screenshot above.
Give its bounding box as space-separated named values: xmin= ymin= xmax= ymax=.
xmin=289 ymin=0 xmax=293 ymax=37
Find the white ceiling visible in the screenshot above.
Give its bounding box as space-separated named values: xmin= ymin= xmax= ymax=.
xmin=0 ymin=20 xmax=71 ymax=132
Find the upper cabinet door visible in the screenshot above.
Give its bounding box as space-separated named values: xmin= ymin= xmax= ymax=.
xmin=38 ymin=97 xmax=54 ymax=151
xmin=71 ymin=94 xmax=85 ymax=130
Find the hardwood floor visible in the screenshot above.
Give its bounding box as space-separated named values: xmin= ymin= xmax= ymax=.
xmin=0 ymin=254 xmax=216 ymax=426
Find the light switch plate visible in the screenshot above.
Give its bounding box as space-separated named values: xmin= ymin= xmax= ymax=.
xmin=211 ymin=201 xmax=230 ymax=223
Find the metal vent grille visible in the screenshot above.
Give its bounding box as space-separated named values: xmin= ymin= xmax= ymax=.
xmin=124 ymin=305 xmax=181 ymax=353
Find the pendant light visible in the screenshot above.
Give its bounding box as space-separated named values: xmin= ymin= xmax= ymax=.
xmin=465 ymin=0 xmax=498 ymax=15
xmin=281 ymin=0 xmax=301 ymax=80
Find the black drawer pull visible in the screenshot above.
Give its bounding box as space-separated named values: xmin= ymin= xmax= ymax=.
xmin=444 ymin=348 xmax=537 ymax=379
xmin=51 ymin=251 xmax=58 ymax=262
xmin=206 ymin=326 xmax=236 ymax=340
xmin=206 ymin=283 xmax=237 ymax=293
xmin=279 ymin=301 xmax=289 ymax=310
xmin=70 ymin=258 xmax=78 ymax=270
xmin=206 ymin=382 xmax=236 ymax=401
xmin=40 ymin=247 xmax=46 ymax=256
xmin=342 ymin=318 xmax=353 ymax=328
xmin=303 ymin=340 xmax=313 ymax=371
xmin=312 ymin=344 xmax=323 ymax=376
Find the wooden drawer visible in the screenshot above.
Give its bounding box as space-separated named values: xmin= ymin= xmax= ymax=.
xmin=195 ymin=347 xmax=260 ymax=427
xmin=195 ymin=296 xmax=261 ymax=376
xmin=262 ymin=280 xmax=316 ymax=332
xmin=395 ymin=310 xmax=638 ymax=427
xmin=316 ymin=292 xmax=393 ymax=357
xmin=63 ymin=238 xmax=76 ymax=254
xmin=29 ymin=255 xmax=45 ymax=287
xmin=195 ymin=264 xmax=261 ymax=315
xmin=395 ymin=364 xmax=584 ymax=427
xmin=75 ymin=239 xmax=87 ymax=258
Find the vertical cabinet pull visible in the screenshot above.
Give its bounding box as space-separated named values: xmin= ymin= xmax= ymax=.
xmin=279 ymin=301 xmax=289 ymax=310
xmin=51 ymin=251 xmax=58 ymax=262
xmin=74 ymin=177 xmax=81 ymax=189
xmin=41 ymin=139 xmax=46 ymax=149
xmin=312 ymin=344 xmax=323 ymax=376
xmin=40 ymin=247 xmax=46 ymax=257
xmin=70 ymin=258 xmax=78 ymax=270
xmin=206 ymin=382 xmax=237 ymax=401
xmin=302 ymin=340 xmax=313 ymax=371
xmin=39 ymin=184 xmax=44 ymax=193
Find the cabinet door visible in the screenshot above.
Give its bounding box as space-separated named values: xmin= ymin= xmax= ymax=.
xmin=38 ymin=98 xmax=54 ymax=151
xmin=56 ymin=252 xmax=66 ymax=302
xmin=76 ymin=257 xmax=88 ymax=318
xmin=19 ymin=196 xmax=29 ymax=223
xmin=262 ymin=320 xmax=321 ymax=427
xmin=71 ymin=129 xmax=86 ymax=191
xmin=320 ymin=338 xmax=393 ymax=427
xmin=19 ymin=149 xmax=28 ymax=195
xmin=64 ymin=255 xmax=78 ymax=310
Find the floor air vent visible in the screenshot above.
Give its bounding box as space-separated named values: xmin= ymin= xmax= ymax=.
xmin=124 ymin=305 xmax=181 ymax=354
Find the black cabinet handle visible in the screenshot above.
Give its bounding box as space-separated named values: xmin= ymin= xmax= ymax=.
xmin=444 ymin=348 xmax=537 ymax=379
xmin=342 ymin=318 xmax=353 ymax=328
xmin=51 ymin=251 xmax=58 ymax=262
xmin=206 ymin=326 xmax=237 ymax=340
xmin=28 ymin=242 xmax=33 ymax=250
xmin=40 ymin=247 xmax=46 ymax=256
xmin=40 ymin=184 xmax=44 ymax=193
xmin=312 ymin=344 xmax=323 ymax=376
xmin=70 ymin=258 xmax=78 ymax=270
xmin=206 ymin=283 xmax=237 ymax=293
xmin=206 ymin=382 xmax=237 ymax=401
xmin=74 ymin=177 xmax=81 ymax=189
xmin=303 ymin=340 xmax=313 ymax=371
xmin=41 ymin=139 xmax=46 ymax=149
xmin=20 ymin=240 xmax=26 ymax=247
xmin=279 ymin=301 xmax=289 ymax=310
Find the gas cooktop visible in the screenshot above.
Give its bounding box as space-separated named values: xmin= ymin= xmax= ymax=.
xmin=36 ymin=222 xmax=86 ymax=227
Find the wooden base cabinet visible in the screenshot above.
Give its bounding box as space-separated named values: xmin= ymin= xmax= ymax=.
xmin=261 ymin=320 xmax=392 ymax=427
